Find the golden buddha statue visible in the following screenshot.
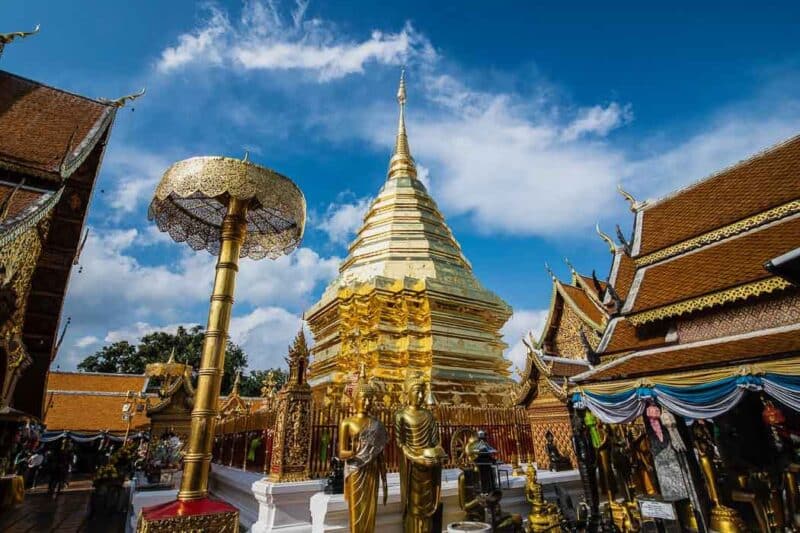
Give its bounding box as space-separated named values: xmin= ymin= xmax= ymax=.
xmin=627 ymin=425 xmax=658 ymax=496
xmin=525 ymin=464 xmax=562 ymax=532
xmin=338 ymin=366 xmax=388 ymax=533
xmin=692 ymin=420 xmax=745 ymax=533
xmin=395 ymin=371 xmax=447 ymax=533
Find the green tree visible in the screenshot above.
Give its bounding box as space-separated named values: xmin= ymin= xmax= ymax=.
xmin=77 ymin=325 xmax=248 ymax=395
xmin=239 ymin=369 xmax=288 ymax=397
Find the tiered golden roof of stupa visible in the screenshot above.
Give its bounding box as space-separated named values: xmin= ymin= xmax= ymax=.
xmin=306 ymin=72 xmax=514 ymax=406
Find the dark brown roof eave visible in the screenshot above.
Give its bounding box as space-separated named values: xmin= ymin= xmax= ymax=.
xmin=765 ymin=247 xmax=800 ymax=285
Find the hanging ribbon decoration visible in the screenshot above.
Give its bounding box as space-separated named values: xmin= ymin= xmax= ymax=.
xmin=572 ymin=358 xmax=800 ymax=423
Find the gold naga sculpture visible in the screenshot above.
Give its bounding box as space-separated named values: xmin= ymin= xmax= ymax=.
xmin=525 ymin=464 xmax=562 ymax=532
xmin=395 ymin=371 xmax=447 ymax=533
xmin=337 ymin=365 xmax=388 ymax=533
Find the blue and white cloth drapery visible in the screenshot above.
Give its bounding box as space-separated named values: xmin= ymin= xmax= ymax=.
xmin=39 ymin=431 xmax=146 ymax=443
xmin=573 ymin=369 xmax=800 ymax=424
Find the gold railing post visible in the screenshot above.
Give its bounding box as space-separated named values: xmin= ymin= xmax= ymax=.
xmin=178 ymin=197 xmax=248 ymax=501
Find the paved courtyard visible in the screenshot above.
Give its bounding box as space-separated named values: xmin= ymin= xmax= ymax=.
xmin=0 ymin=479 xmax=127 ymax=533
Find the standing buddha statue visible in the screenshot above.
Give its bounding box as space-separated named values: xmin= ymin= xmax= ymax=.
xmin=338 ymin=365 xmax=388 ymax=533
xmin=395 ymin=371 xmax=447 ymax=533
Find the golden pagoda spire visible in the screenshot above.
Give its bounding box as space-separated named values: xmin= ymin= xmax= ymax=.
xmin=387 ymin=68 xmax=417 ymax=180
xmin=167 ymin=347 xmax=176 ymax=364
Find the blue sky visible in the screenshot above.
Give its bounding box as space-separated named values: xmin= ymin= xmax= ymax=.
xmin=3 ymin=1 xmax=799 ymax=373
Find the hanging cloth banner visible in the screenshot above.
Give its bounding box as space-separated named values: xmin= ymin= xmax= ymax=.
xmin=40 ymin=431 xmax=129 ymax=444
xmin=572 ymin=357 xmax=800 ymax=424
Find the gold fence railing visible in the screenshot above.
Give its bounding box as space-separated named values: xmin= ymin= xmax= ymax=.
xmin=212 ymin=401 xmax=534 ymax=480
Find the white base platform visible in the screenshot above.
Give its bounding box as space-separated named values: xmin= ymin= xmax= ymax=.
xmin=206 ymin=464 xmax=582 ymax=532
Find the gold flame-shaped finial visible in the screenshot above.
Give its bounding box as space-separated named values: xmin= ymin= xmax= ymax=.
xmin=388 ymin=68 xmax=417 ymax=180
xmin=167 ymin=347 xmax=176 ymax=364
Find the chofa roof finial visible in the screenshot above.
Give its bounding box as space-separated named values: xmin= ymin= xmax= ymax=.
xmin=595 ymin=223 xmax=617 ymax=254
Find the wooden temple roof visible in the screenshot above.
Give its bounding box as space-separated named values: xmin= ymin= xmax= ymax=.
xmin=582 ymin=133 xmax=800 ymax=383
xmin=0 ymin=70 xmax=118 ymax=419
xmin=634 ymin=133 xmax=800 ymax=257
xmin=44 ymin=372 xmax=150 ymax=434
xmin=625 ymin=214 xmax=800 ymax=320
xmin=515 ymin=273 xmax=603 ymax=406
xmin=575 ymin=323 xmax=800 ymax=382
xmin=0 ymin=71 xmax=113 ymax=180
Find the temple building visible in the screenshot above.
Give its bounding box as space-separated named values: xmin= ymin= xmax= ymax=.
xmin=0 ymin=62 xmax=124 ymax=430
xmin=306 ymin=74 xmax=514 ymax=406
xmin=577 ymin=133 xmax=800 ymax=383
xmin=543 ymin=134 xmax=800 ymax=531
xmin=515 ymin=266 xmax=603 ymax=469
xmin=44 ymin=371 xmax=151 ymax=437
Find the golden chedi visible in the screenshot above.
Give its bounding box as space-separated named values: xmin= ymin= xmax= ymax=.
xmin=395 ymin=371 xmax=447 ymax=533
xmin=337 ymin=365 xmax=388 ymax=533
xmin=306 ymin=71 xmax=513 ymax=406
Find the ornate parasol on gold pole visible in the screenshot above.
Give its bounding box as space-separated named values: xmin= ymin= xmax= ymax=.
xmin=137 ymin=156 xmax=305 ymax=532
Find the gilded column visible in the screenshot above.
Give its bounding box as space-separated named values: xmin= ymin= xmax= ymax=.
xmin=178 ymin=197 xmax=248 ymax=501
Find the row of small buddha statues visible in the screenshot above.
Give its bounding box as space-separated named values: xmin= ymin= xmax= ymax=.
xmin=336 ymin=366 xmax=565 ymax=533
xmin=573 ymin=399 xmax=800 ymax=533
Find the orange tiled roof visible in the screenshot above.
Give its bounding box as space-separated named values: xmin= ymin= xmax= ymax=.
xmin=628 ymin=214 xmax=800 ymax=314
xmin=44 ymin=392 xmax=150 ymax=434
xmin=600 ymin=317 xmax=670 ymax=355
xmin=43 ymin=372 xmax=150 ymax=434
xmin=576 ymin=323 xmax=800 ymax=382
xmin=612 ymin=252 xmax=637 ymax=301
xmin=637 ymin=134 xmax=800 ymax=256
xmin=47 ymin=371 xmax=147 ymax=393
xmin=560 ymin=283 xmax=606 ymax=327
xmin=0 ymin=71 xmax=113 ymax=180
xmin=577 ymin=274 xmax=606 ymax=300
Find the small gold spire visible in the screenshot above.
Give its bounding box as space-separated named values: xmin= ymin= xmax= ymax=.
xmin=595 ymin=223 xmax=617 ymax=253
xmin=167 ymin=347 xmax=176 ymax=364
xmin=387 ymin=68 xmax=417 ymax=180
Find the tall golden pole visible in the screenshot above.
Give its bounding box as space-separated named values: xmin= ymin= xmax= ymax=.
xmin=179 ymin=197 xmax=248 ymax=501
xmin=138 ymin=156 xmax=305 ymax=532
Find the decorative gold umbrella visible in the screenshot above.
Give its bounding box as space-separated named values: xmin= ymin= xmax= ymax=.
xmin=146 ymin=155 xmax=305 ymax=504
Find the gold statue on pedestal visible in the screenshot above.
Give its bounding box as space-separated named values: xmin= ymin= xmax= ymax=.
xmin=525 ymin=465 xmax=562 ymax=532
xmin=692 ymin=421 xmax=745 ymax=533
xmin=395 ymin=371 xmax=447 ymax=533
xmin=338 ymin=365 xmax=388 ymax=533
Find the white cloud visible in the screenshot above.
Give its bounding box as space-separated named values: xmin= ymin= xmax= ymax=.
xmin=58 ymin=226 xmax=339 ymax=369
xmin=74 ymin=335 xmax=99 ymax=349
xmin=103 ymin=146 xmax=172 ymax=215
xmin=501 ymin=308 xmax=549 ymax=376
xmin=407 ymin=90 xmax=627 ymax=235
xmin=158 ymin=2 xmax=434 ymax=81
xmin=627 ymin=112 xmax=800 ymax=202
xmin=158 ymin=6 xmax=231 ymax=72
xmin=104 ymin=321 xmax=193 ymax=344
xmin=562 ymin=102 xmax=633 ymax=141
xmin=315 ymin=196 xmax=371 ymax=244
xmin=229 ymin=307 xmax=304 ymax=368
